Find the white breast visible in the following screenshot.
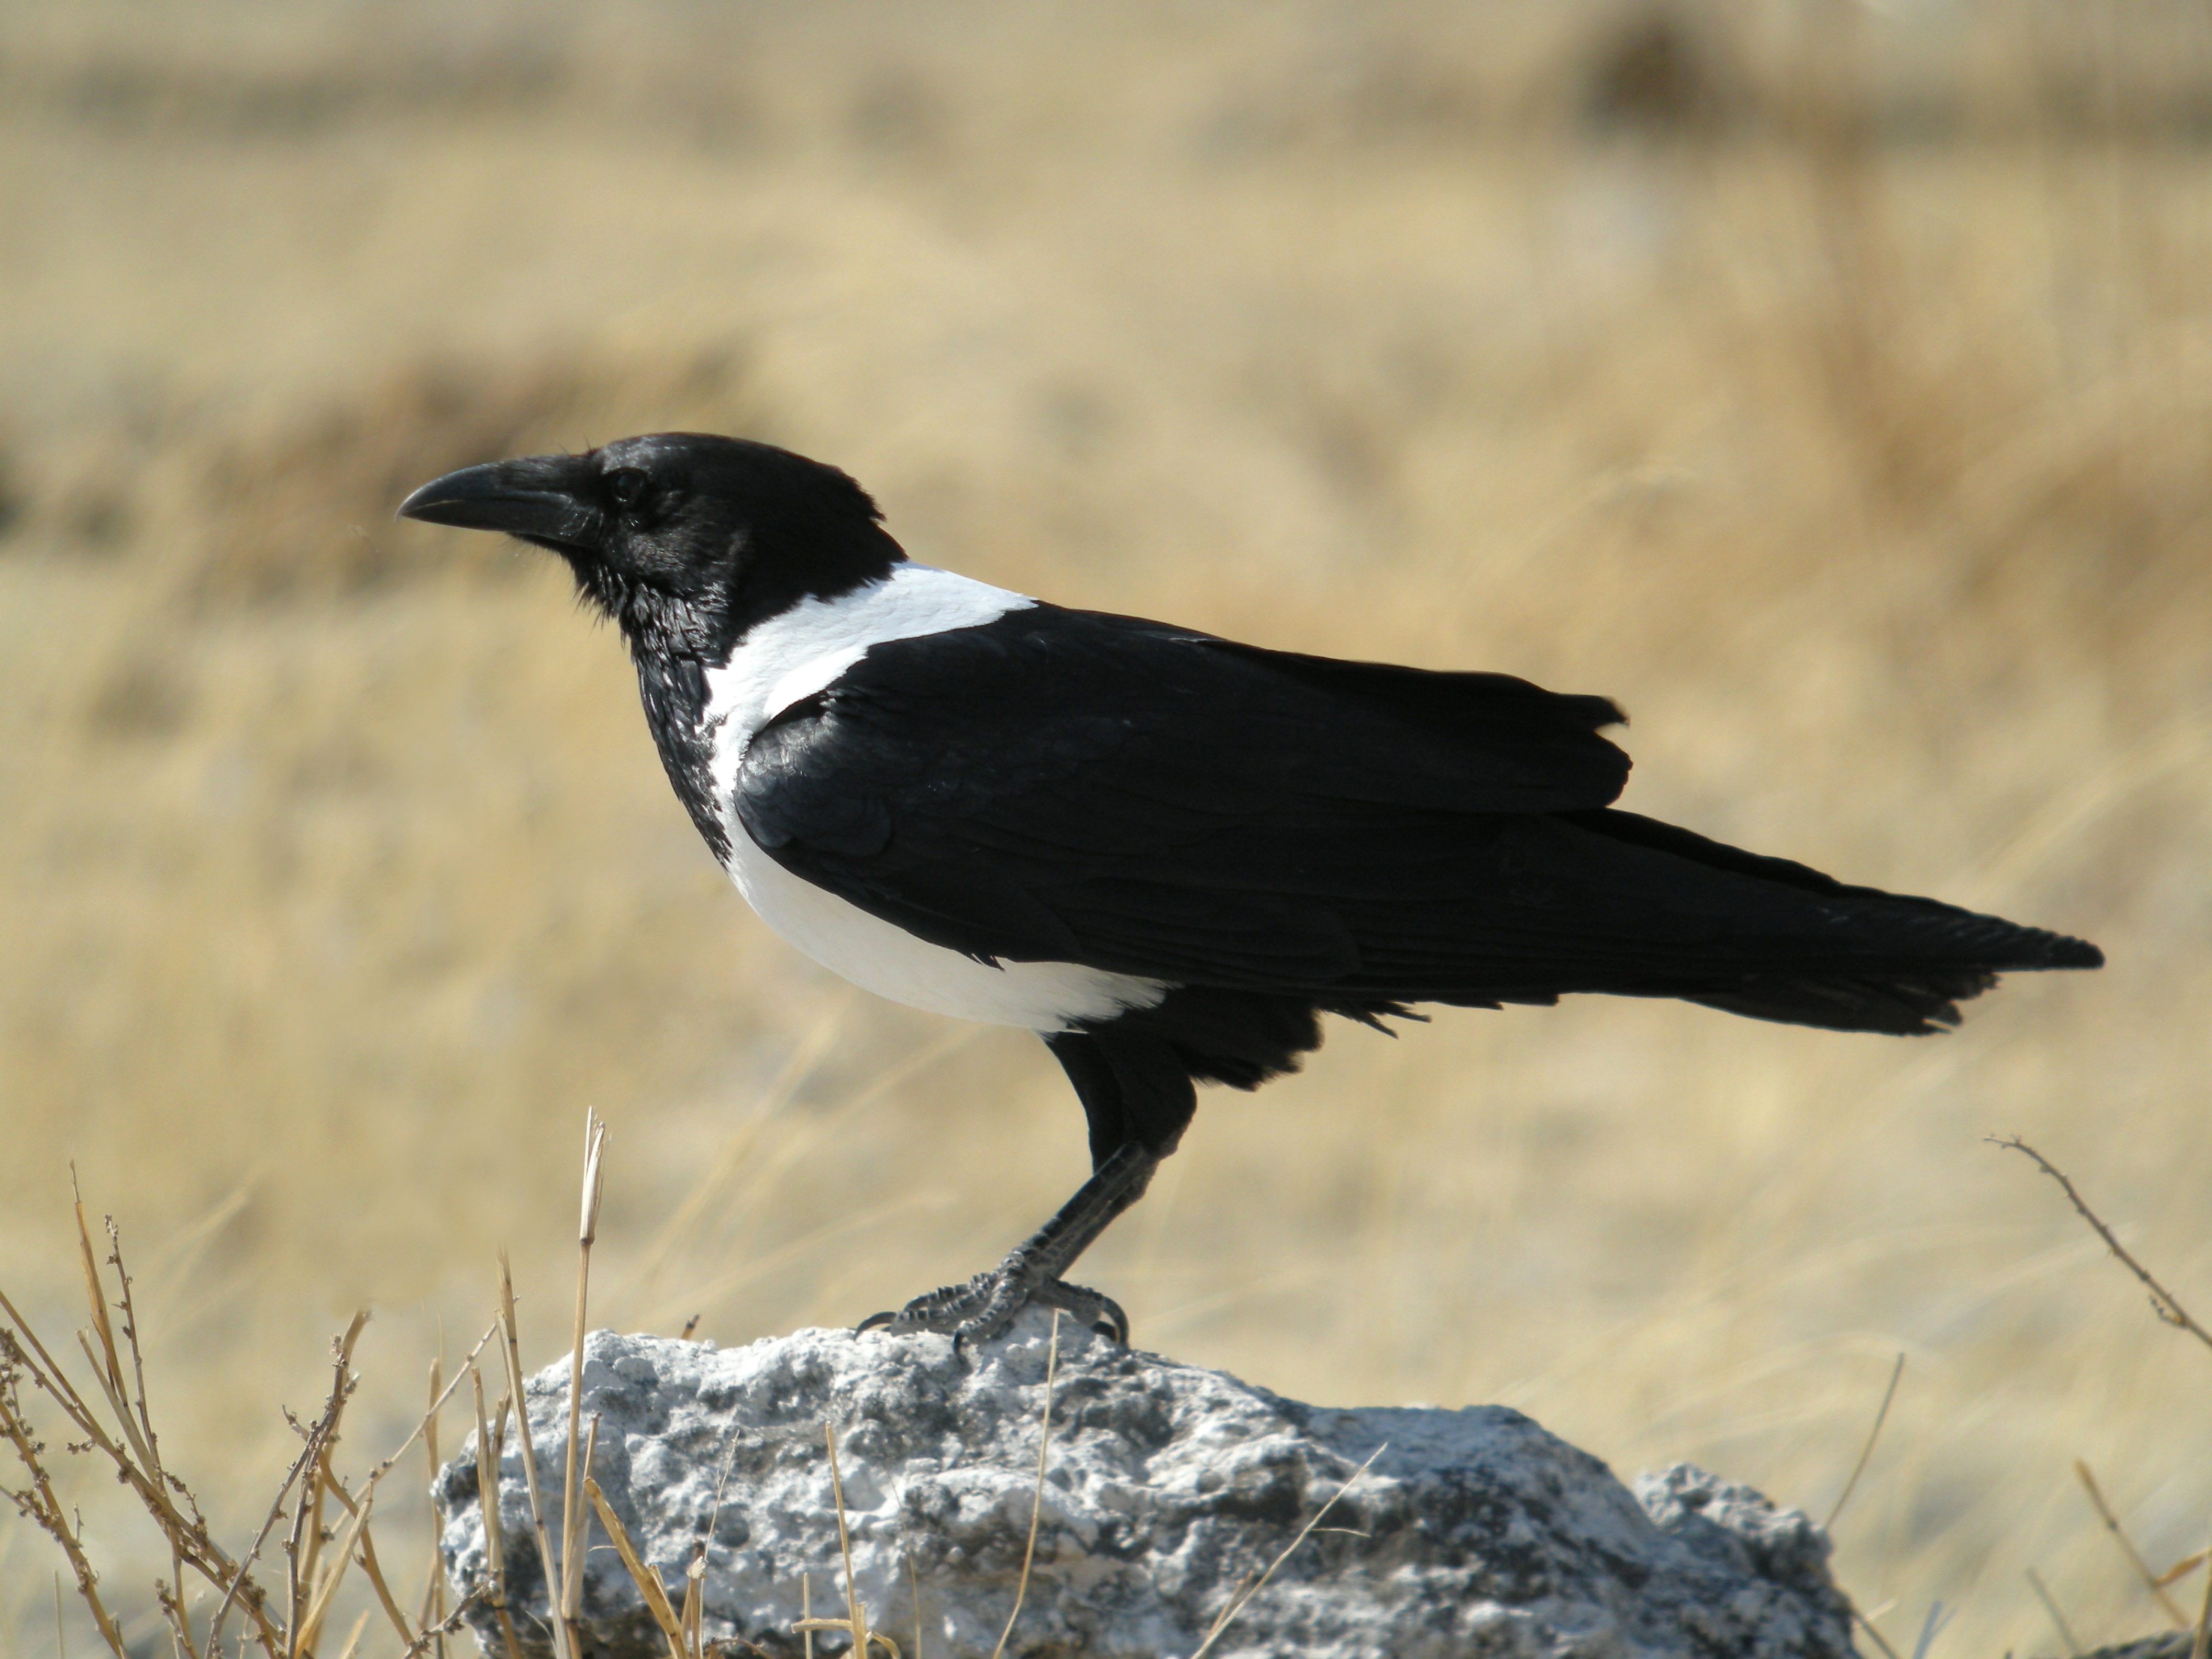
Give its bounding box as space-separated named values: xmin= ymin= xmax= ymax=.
xmin=700 ymin=563 xmax=1168 ymax=1032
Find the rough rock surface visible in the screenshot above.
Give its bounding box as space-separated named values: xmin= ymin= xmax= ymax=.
xmin=438 ymin=1312 xmax=1855 ymax=1659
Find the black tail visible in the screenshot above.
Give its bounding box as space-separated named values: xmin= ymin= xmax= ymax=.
xmin=1541 ymin=809 xmax=2102 ymax=1034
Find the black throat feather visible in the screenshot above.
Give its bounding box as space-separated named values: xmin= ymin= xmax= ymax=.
xmin=561 ymin=501 xmax=906 ymax=868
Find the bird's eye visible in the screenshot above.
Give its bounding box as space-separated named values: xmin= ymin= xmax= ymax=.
xmin=606 ymin=468 xmax=649 ymax=510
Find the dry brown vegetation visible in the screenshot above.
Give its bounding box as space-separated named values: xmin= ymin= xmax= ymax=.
xmin=2 ymin=2 xmax=2209 ymax=1653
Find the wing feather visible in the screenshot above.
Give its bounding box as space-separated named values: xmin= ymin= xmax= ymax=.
xmin=733 ymin=606 xmax=1633 ymax=990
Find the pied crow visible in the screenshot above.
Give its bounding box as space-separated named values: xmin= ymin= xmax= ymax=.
xmin=400 ymin=432 xmax=2103 ymax=1346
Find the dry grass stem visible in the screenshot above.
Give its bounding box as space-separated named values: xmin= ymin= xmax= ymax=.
xmin=371 ymin=1321 xmax=501 ymax=1495
xmin=0 ymin=1353 xmax=130 ymax=1656
xmin=329 ymin=1607 xmax=373 ymax=1659
xmin=7 ymin=1175 xmax=528 ymax=1659
xmin=421 ymin=1354 xmax=448 ymax=1659
xmin=2159 ymin=1551 xmax=2211 ymax=1590
xmin=2075 ymin=1461 xmax=2192 ymax=1628
xmin=1189 ymin=1442 xmax=1387 ymax=1659
xmin=1853 ymin=1607 xmax=1906 ymax=1659
xmin=86 ymin=1200 xmax=194 ymax=1656
xmin=295 ymin=1485 xmax=376 ymax=1656
xmin=989 ymin=1312 xmax=1062 ymax=1659
xmin=584 ymin=1474 xmax=688 ymax=1658
xmin=472 ymin=1364 xmax=527 ymax=1659
xmin=289 ymin=1310 xmax=370 ymax=1653
xmin=793 ymin=1421 xmax=900 ymax=1658
xmin=9 ymin=11 xmax=2212 ymax=1653
xmin=201 ymin=1389 xmax=330 ymax=1653
xmin=1825 ymin=1353 xmax=1906 ymax=1531
xmin=561 ymin=1110 xmax=610 ymax=1650
xmin=673 ymin=1427 xmax=744 ymax=1659
xmin=499 ymin=1250 xmax=572 ymax=1659
xmin=2192 ymin=1543 xmax=2212 ymax=1659
xmin=1992 ymin=1138 xmax=2212 ymax=1353
xmin=312 ymin=1464 xmax=418 ymax=1651
xmin=2027 ymin=1568 xmax=2082 ymax=1659
xmin=681 ymin=1552 xmax=702 ymax=1657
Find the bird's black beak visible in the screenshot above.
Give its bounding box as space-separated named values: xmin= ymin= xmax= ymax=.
xmin=396 ymin=455 xmax=605 ymax=554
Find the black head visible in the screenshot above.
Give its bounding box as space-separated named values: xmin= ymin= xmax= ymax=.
xmin=397 ymin=433 xmax=905 ymax=659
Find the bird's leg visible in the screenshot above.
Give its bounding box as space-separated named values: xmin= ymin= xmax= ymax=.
xmin=857 ymin=1143 xmax=1160 ymax=1346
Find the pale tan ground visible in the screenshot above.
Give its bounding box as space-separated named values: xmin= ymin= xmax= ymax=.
xmin=2 ymin=3 xmax=2209 ymax=1653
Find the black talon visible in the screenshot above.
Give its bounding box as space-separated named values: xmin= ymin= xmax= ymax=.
xmin=855 ymin=1145 xmax=1158 ymax=1347
xmin=1089 ymin=1295 xmax=1130 ymax=1345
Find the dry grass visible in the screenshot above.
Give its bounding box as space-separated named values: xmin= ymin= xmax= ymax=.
xmin=2 ymin=2 xmax=2209 ymax=1653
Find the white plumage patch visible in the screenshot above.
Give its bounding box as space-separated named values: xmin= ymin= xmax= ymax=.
xmin=699 ymin=563 xmax=1169 ymax=1032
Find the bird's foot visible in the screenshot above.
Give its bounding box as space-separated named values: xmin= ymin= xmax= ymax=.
xmin=858 ymin=1253 xmax=1128 ymax=1348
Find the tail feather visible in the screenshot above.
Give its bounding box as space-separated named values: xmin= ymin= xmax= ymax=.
xmin=1679 ymin=970 xmax=1999 ymax=1035
xmin=1528 ymin=808 xmax=2102 ymax=1034
xmin=1345 ymin=814 xmax=2106 ymax=1035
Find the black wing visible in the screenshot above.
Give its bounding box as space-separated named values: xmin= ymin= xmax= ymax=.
xmin=732 ymin=605 xmax=1638 ymax=992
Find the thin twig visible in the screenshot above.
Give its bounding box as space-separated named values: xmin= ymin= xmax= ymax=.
xmin=202 ymin=1386 xmax=330 ymax=1655
xmin=281 ymin=1314 xmax=369 ymax=1657
xmin=0 ymin=1353 xmax=129 ymax=1656
xmin=1189 ymin=1442 xmax=1387 ymax=1658
xmin=6 ymin=1199 xmax=482 ymax=1659
xmin=2075 ymin=1461 xmax=2192 ymax=1627
xmin=2027 ymin=1567 xmax=2082 ymax=1658
xmin=61 ymin=1194 xmax=246 ymax=1631
xmin=99 ymin=1214 xmax=201 ymax=1659
xmin=400 ymin=1590 xmax=484 ymax=1658
xmin=1824 ymin=1353 xmax=1904 ymax=1531
xmin=1991 ymin=1138 xmax=2212 ymax=1352
xmin=990 ymin=1314 xmax=1061 ymax=1659
xmin=362 ymin=1320 xmax=501 ymax=1495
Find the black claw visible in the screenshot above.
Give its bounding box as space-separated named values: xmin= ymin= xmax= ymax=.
xmin=858 ymin=1266 xmax=1128 ymax=1348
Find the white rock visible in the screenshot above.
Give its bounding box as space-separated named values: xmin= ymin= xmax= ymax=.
xmin=438 ymin=1313 xmax=1854 ymax=1659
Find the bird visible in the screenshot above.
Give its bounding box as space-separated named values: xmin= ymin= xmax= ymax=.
xmin=399 ymin=432 xmax=2103 ymax=1346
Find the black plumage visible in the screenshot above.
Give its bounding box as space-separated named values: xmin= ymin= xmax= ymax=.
xmin=738 ymin=605 xmax=2092 ymax=1041
xmin=399 ymin=431 xmax=2102 ymax=1346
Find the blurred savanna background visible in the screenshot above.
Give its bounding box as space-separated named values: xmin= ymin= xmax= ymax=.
xmin=3 ymin=0 xmax=2210 ymax=1651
